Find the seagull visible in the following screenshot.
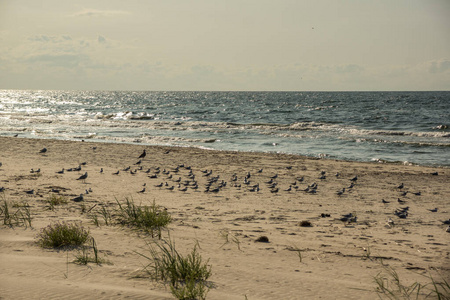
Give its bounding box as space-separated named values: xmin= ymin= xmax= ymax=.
xmin=100 ymin=168 xmax=103 ymax=174
xmin=39 ymin=148 xmax=47 ymax=153
xmin=337 ymin=188 xmax=345 ymax=196
xmin=155 ymin=182 xmax=163 ymax=188
xmin=76 ymin=172 xmax=88 ymax=183
xmin=0 ymin=187 xmax=5 ymax=192
xmin=397 ymin=183 xmax=404 ymax=189
xmin=71 ymin=194 xmax=84 ymax=202
xmin=25 ymin=189 xmax=34 ymax=194
xmin=56 ymin=168 xmax=64 ymax=174
xmin=138 ymin=149 xmax=146 ymax=159
xmin=134 ymin=159 xmax=142 ymax=165
xmin=112 ymin=170 xmax=120 ymax=175
xmin=397 ymin=198 xmax=406 ymax=204
xmin=382 ymin=199 xmax=390 ymax=204
xmin=428 ymin=208 xmax=438 ymax=212
xmin=350 ymin=175 xmax=358 ymax=182
xmin=138 ymin=187 xmax=146 ymax=193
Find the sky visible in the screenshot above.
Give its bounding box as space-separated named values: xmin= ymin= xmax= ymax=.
xmin=0 ymin=0 xmax=449 ymax=91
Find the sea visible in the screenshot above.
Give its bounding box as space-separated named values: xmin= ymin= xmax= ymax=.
xmin=1 ymin=90 xmax=449 ymax=167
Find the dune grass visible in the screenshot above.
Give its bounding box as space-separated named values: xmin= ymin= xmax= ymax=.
xmin=374 ymin=265 xmax=450 ymax=299
xmin=47 ymin=194 xmax=68 ymax=211
xmin=1 ymin=197 xmax=32 ymax=228
xmin=136 ymin=237 xmax=212 ymax=300
xmin=73 ymin=237 xmax=110 ymax=265
xmin=37 ymin=221 xmax=90 ymax=248
xmin=115 ymin=197 xmax=172 ymax=238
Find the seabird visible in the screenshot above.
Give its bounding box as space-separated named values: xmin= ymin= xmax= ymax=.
xmin=25 ymin=189 xmax=34 ymax=194
xmin=138 ymin=187 xmax=146 ymax=193
xmin=138 ymin=150 xmax=146 ymax=159
xmin=76 ymin=172 xmax=88 ymax=183
xmin=72 ymin=194 xmax=84 ymax=202
xmin=428 ymin=208 xmax=438 ymax=212
xmin=100 ymin=168 xmax=103 ymax=173
xmin=350 ymin=175 xmax=358 ymax=182
xmin=397 ymin=183 xmax=404 ymax=189
xmin=397 ymin=198 xmax=406 ymax=204
xmin=382 ymin=199 xmax=390 ymax=204
xmin=112 ymin=170 xmax=120 ymax=175
xmin=39 ymin=148 xmax=47 ymax=153
xmin=56 ymin=168 xmax=64 ymax=174
xmin=337 ymin=188 xmax=345 ymax=196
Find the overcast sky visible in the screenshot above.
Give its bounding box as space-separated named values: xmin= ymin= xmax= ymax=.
xmin=1 ymin=0 xmax=449 ymax=91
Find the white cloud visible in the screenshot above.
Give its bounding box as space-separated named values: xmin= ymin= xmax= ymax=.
xmin=71 ymin=9 xmax=131 ymax=18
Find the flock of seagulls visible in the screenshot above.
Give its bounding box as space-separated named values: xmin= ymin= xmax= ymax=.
xmin=0 ymin=145 xmax=448 ymax=233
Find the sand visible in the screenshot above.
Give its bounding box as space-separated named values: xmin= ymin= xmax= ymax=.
xmin=0 ymin=136 xmax=449 ymax=299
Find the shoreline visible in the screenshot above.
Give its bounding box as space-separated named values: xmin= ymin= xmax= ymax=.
xmin=3 ymin=135 xmax=449 ymax=169
xmin=0 ymin=136 xmax=449 ymax=299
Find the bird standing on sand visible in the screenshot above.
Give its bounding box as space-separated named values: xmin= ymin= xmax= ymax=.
xmin=76 ymin=172 xmax=88 ymax=183
xmin=138 ymin=150 xmax=146 ymax=159
xmin=39 ymin=148 xmax=47 ymax=153
xmin=72 ymin=194 xmax=84 ymax=202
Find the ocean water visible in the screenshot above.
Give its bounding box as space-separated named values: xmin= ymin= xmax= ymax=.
xmin=0 ymin=90 xmax=449 ymax=167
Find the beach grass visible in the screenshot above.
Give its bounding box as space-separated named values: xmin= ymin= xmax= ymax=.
xmin=73 ymin=237 xmax=109 ymax=265
xmin=1 ymin=196 xmax=32 ymax=228
xmin=47 ymin=194 xmax=68 ymax=210
xmin=136 ymin=237 xmax=211 ymax=300
xmin=115 ymin=197 xmax=171 ymax=238
xmin=374 ymin=265 xmax=450 ymax=299
xmin=37 ymin=221 xmax=90 ymax=248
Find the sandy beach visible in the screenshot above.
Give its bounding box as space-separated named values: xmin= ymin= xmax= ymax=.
xmin=0 ymin=136 xmax=449 ymax=299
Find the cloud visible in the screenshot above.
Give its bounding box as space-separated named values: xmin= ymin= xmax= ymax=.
xmin=71 ymin=9 xmax=130 ymax=18
xmin=429 ymin=59 xmax=450 ymax=73
xmin=335 ymin=64 xmax=365 ymax=74
xmin=24 ymin=53 xmax=87 ymax=68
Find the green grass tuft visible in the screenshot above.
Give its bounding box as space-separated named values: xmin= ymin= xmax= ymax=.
xmin=136 ymin=237 xmax=211 ymax=300
xmin=37 ymin=221 xmax=90 ymax=248
xmin=116 ymin=197 xmax=171 ymax=238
